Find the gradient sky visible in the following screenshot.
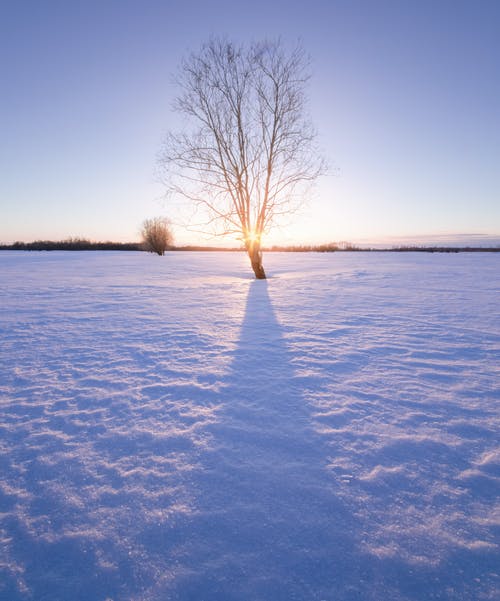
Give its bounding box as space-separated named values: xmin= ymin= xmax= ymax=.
xmin=1 ymin=0 xmax=499 ymax=246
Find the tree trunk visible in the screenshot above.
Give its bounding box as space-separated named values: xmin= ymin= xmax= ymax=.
xmin=247 ymin=242 xmax=266 ymax=279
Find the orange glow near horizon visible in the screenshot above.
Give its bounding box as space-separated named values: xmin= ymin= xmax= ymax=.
xmin=244 ymin=229 xmax=261 ymax=244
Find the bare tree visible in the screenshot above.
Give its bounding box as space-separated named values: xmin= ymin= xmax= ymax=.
xmin=160 ymin=38 xmax=324 ymax=278
xmin=141 ymin=217 xmax=173 ymax=256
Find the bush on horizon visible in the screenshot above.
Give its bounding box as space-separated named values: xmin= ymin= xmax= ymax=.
xmin=141 ymin=218 xmax=173 ymax=256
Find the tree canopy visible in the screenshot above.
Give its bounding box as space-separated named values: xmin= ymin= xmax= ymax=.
xmin=160 ymin=38 xmax=324 ymax=278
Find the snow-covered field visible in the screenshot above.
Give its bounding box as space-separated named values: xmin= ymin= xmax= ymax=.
xmin=0 ymin=250 xmax=499 ymax=600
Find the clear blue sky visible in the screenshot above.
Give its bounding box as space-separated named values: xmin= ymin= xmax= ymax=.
xmin=1 ymin=0 xmax=499 ymax=245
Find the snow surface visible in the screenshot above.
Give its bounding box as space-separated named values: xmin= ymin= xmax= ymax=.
xmin=0 ymin=250 xmax=499 ymax=600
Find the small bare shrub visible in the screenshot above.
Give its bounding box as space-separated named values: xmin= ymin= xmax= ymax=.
xmin=141 ymin=217 xmax=173 ymax=256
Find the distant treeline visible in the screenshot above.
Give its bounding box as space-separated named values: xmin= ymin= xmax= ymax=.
xmin=1 ymin=239 xmax=498 ymax=253
xmin=268 ymin=244 xmax=500 ymax=253
xmin=0 ymin=240 xmax=235 ymax=252
xmin=1 ymin=238 xmax=142 ymax=251
xmin=268 ymin=242 xmax=360 ymax=252
xmin=379 ymin=246 xmax=500 ymax=253
xmin=0 ymin=239 xmax=245 ymax=252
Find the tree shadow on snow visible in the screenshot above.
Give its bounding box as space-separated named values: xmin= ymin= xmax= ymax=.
xmin=163 ymin=280 xmax=367 ymax=600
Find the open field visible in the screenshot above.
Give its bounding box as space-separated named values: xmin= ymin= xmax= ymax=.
xmin=1 ymin=251 xmax=499 ymax=600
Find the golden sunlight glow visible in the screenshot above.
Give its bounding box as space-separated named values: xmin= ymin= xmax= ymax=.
xmin=245 ymin=230 xmax=261 ymax=244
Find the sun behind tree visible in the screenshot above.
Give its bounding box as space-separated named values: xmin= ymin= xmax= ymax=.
xmin=160 ymin=38 xmax=325 ymax=279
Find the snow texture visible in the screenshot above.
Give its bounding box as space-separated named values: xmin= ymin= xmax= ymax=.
xmin=0 ymin=250 xmax=499 ymax=600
